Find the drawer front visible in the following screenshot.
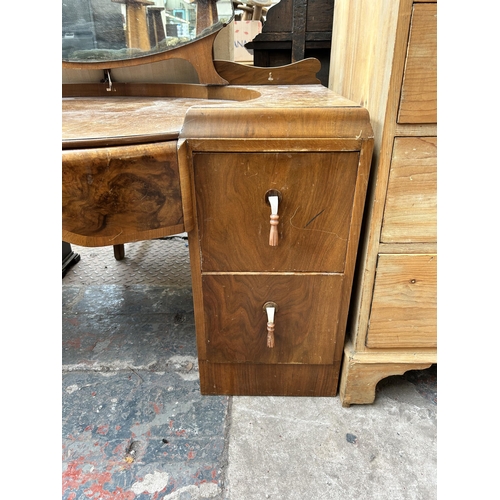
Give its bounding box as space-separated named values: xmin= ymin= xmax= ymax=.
xmin=62 ymin=141 xmax=183 ymax=245
xmin=397 ymin=3 xmax=437 ymax=124
xmin=381 ymin=137 xmax=437 ymax=243
xmin=193 ymin=152 xmax=360 ymax=272
xmin=202 ymin=274 xmax=344 ymax=364
xmin=366 ymin=254 xmax=437 ymax=348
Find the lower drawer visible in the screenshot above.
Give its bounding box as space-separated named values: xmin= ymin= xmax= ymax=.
xmin=201 ymin=273 xmax=344 ymax=364
xmin=366 ymin=254 xmax=437 ymax=348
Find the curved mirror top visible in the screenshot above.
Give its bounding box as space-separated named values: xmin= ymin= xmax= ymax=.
xmin=62 ymin=0 xmax=234 ymax=62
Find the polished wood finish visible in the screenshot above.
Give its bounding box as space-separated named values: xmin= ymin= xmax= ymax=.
xmin=199 ymin=361 xmax=340 ymax=396
xmin=63 ymin=31 xmax=228 ymax=85
xmin=202 ymin=274 xmax=343 ymax=364
xmin=193 ymin=151 xmax=359 ymax=272
xmin=213 ymin=58 xmax=321 ymax=84
xmin=62 ymin=141 xmax=184 ymax=247
xmin=330 ymin=0 xmax=437 ymax=405
xmin=62 ymin=75 xmax=374 ymax=396
xmin=182 ymin=91 xmax=373 ymax=396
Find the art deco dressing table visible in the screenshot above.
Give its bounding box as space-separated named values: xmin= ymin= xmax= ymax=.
xmin=62 ymin=0 xmax=374 ymax=396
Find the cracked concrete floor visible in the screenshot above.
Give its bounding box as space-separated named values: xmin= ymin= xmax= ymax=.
xmin=62 ymin=239 xmax=436 ymax=499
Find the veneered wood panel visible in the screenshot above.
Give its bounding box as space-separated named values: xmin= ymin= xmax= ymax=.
xmin=366 ymin=254 xmax=437 ymax=348
xmin=202 ymin=274 xmax=343 ymax=364
xmin=199 ymin=361 xmax=340 ymax=396
xmin=193 ymin=152 xmax=360 ymax=272
xmin=62 ymin=141 xmax=184 ymax=246
xmin=398 ymin=3 xmax=437 ymax=123
xmin=381 ymin=137 xmax=437 ymax=243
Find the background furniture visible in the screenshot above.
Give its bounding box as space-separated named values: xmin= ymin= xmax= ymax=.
xmin=245 ymin=0 xmax=334 ymax=86
xmin=329 ymin=0 xmax=437 ymax=405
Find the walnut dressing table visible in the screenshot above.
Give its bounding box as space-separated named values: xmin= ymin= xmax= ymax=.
xmin=62 ymin=0 xmax=374 ymax=397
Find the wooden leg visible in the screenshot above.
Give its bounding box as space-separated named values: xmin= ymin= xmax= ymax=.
xmin=113 ymin=244 xmax=125 ymax=260
xmin=339 ymin=356 xmax=432 ymax=407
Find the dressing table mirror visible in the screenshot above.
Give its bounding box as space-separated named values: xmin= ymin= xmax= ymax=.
xmin=62 ymin=0 xmax=375 ymax=397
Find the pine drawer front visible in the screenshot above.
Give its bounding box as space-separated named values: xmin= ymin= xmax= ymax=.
xmin=397 ymin=3 xmax=437 ymax=124
xmin=193 ymin=151 xmax=360 ymax=273
xmin=201 ymin=273 xmax=344 ymax=364
xmin=366 ymin=254 xmax=437 ymax=349
xmin=380 ymin=137 xmax=437 ymax=243
xmin=62 ymin=141 xmax=184 ymax=246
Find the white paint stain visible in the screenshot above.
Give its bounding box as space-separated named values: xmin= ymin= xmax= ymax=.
xmin=161 ymin=483 xmax=220 ymax=499
xmin=131 ymin=471 xmax=170 ymax=495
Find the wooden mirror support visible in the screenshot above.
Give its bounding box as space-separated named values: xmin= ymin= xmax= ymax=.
xmin=63 ymin=30 xmax=229 ymax=85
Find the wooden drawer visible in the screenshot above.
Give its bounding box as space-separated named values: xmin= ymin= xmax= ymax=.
xmin=62 ymin=141 xmax=184 ymax=246
xmin=193 ymin=151 xmax=360 ymax=272
xmin=381 ymin=137 xmax=437 ymax=243
xmin=366 ymin=254 xmax=437 ymax=348
xmin=397 ymin=3 xmax=437 ymax=124
xmin=202 ymin=274 xmax=344 ymax=364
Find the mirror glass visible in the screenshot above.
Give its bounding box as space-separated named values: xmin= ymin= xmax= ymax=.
xmin=62 ymin=0 xmax=234 ymax=62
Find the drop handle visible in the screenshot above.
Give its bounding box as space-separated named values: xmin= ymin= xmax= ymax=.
xmin=263 ymin=301 xmax=278 ymax=348
xmin=268 ymin=195 xmax=279 ymax=246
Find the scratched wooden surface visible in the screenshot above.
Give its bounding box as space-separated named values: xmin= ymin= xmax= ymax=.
xmin=193 ymin=151 xmax=360 ymax=273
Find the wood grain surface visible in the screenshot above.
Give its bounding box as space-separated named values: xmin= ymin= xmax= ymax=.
xmin=381 ymin=137 xmax=437 ymax=243
xmin=366 ymin=254 xmax=437 ymax=348
xmin=62 ymin=141 xmax=184 ymax=246
xmin=193 ymin=152 xmax=360 ymax=272
xmin=202 ymin=274 xmax=343 ymax=364
xmin=397 ymin=3 xmax=437 ymax=124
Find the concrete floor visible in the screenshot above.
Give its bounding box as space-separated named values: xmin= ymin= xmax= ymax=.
xmin=62 ymin=238 xmax=437 ymax=499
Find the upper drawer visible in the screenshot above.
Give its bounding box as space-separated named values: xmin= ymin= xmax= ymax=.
xmin=397 ymin=3 xmax=437 ymax=124
xmin=193 ymin=151 xmax=360 ymax=272
xmin=381 ymin=137 xmax=437 ymax=243
xmin=62 ymin=141 xmax=184 ymax=246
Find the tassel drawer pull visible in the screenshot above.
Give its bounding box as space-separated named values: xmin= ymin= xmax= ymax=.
xmin=268 ymin=194 xmax=279 ymax=246
xmin=263 ymin=301 xmax=278 ymax=348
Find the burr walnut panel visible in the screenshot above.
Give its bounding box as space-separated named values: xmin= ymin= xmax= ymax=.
xmin=193 ymin=152 xmax=360 ymax=273
xmin=202 ymin=274 xmax=344 ymax=364
xmin=62 ymin=141 xmax=184 ymax=246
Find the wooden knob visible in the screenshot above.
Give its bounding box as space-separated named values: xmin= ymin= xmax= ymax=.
xmin=263 ymin=301 xmax=278 ymax=348
xmin=267 ymin=321 xmax=275 ymax=348
xmin=268 ymin=195 xmax=279 ymax=246
xmin=269 ymin=214 xmax=279 ymax=246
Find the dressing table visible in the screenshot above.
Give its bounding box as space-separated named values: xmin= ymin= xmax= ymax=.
xmin=62 ymin=0 xmax=374 ymax=396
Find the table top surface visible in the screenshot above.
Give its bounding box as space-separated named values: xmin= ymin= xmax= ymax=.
xmin=62 ymin=84 xmax=360 ymax=149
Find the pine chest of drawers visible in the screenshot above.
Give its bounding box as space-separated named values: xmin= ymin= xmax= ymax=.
xmin=330 ymin=0 xmax=437 ymax=405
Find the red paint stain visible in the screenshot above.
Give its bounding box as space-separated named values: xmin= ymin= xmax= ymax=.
xmin=97 ymin=425 xmax=109 ymax=435
xmin=187 ymin=450 xmax=196 ymax=460
xmin=115 ymin=425 xmax=121 ymax=431
xmin=84 ymin=426 xmax=93 ymax=432
xmin=175 ymin=429 xmax=186 ymax=437
xmin=63 ymin=457 xmax=135 ymax=500
xmin=152 ymin=403 xmax=161 ymax=414
xmin=64 ymin=338 xmax=81 ymax=348
xmin=169 ymin=420 xmax=174 ymax=429
xmin=211 ymin=469 xmax=217 ymax=479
